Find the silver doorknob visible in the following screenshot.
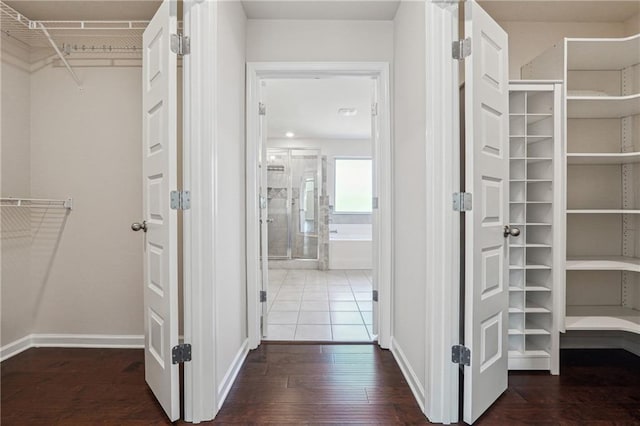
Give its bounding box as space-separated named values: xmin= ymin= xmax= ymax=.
xmin=131 ymin=221 xmax=147 ymax=232
xmin=503 ymin=225 xmax=520 ymax=238
xmin=266 ymin=218 xmax=274 ymax=223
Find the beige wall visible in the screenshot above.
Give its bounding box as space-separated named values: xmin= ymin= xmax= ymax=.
xmin=28 ymin=64 xmax=144 ymax=336
xmin=625 ymin=13 xmax=640 ymax=35
xmin=498 ymin=21 xmax=626 ymax=79
xmin=392 ymin=0 xmax=427 ymax=390
xmin=1 ymin=41 xmax=34 ymax=346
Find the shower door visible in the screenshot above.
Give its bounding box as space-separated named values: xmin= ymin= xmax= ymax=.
xmin=266 ymin=148 xmax=321 ymax=260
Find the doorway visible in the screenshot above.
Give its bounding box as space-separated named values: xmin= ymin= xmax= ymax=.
xmin=246 ymin=63 xmax=392 ymax=349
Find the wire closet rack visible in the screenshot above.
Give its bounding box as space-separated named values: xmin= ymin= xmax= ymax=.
xmin=0 ymin=1 xmax=150 ymax=87
xmin=0 ymin=197 xmax=73 ymax=210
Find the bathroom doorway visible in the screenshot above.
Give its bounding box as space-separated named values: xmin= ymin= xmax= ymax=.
xmin=246 ymin=63 xmax=392 ymax=347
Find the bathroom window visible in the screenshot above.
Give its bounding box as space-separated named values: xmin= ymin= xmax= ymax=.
xmin=334 ymin=158 xmax=372 ymax=213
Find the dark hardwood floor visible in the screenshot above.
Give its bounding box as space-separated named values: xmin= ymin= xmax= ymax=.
xmin=2 ymin=344 xmax=639 ymax=425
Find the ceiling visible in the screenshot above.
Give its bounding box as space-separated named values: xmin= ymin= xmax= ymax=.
xmin=479 ymin=1 xmax=640 ymax=23
xmin=4 ymin=0 xmax=638 ymax=22
xmin=265 ymin=78 xmax=373 ymax=140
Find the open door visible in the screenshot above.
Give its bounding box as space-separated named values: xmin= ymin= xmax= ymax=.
xmin=463 ymin=1 xmax=510 ymax=423
xmin=141 ymin=0 xmax=180 ymax=421
xmin=259 ymin=101 xmax=269 ymax=338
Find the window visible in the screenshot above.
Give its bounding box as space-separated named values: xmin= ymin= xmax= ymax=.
xmin=334 ymin=158 xmax=372 ymax=213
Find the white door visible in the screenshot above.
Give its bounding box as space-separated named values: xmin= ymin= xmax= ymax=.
xmin=463 ymin=1 xmax=510 ymax=424
xmin=259 ymin=101 xmax=269 ymax=337
xmin=370 ymin=81 xmax=380 ymax=339
xmin=142 ymin=0 xmax=179 ymax=421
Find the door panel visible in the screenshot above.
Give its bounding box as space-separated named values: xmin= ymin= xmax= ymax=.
xmin=463 ymin=1 xmax=510 ymax=423
xmin=142 ymin=0 xmax=179 ymax=421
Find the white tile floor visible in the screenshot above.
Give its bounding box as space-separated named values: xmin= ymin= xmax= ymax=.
xmin=265 ymin=269 xmax=374 ymax=342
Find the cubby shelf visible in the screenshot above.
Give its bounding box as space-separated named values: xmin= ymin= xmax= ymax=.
xmin=566 ymin=256 xmax=640 ymax=272
xmin=565 ymin=306 xmax=640 ymax=334
xmin=567 ymin=94 xmax=640 ymax=119
xmin=567 ymin=152 xmax=640 ymax=165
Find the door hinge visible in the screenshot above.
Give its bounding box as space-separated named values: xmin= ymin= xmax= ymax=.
xmin=171 ymin=33 xmax=190 ymax=56
xmin=172 ymin=343 xmax=192 ymax=364
xmin=372 ymin=290 xmax=379 ymax=302
xmin=170 ymin=190 xmax=191 ymax=210
xmin=372 ymin=197 xmax=379 ymax=210
xmin=371 ymin=102 xmax=378 ymax=116
xmin=451 ymin=344 xmax=470 ymax=366
xmin=453 ymin=192 xmax=472 ymax=212
xmin=259 ymin=102 xmax=266 ymax=116
xmin=452 ymin=38 xmax=471 ymax=60
xmin=260 ymin=290 xmax=267 ymax=302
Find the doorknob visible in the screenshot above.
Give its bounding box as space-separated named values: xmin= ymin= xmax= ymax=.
xmin=503 ymin=225 xmax=520 ymax=238
xmin=131 ymin=221 xmax=147 ymax=232
xmin=266 ymin=218 xmax=274 ymax=223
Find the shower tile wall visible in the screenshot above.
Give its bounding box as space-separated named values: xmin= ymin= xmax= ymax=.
xmin=318 ymin=156 xmax=329 ymax=270
xmin=267 ymin=152 xmax=290 ymax=258
xmin=290 ymin=154 xmax=319 ymax=260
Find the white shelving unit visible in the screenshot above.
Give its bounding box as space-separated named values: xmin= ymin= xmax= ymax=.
xmin=524 ymin=34 xmax=640 ymax=352
xmin=508 ymin=81 xmax=563 ymax=373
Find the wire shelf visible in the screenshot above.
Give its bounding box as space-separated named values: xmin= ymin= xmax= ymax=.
xmin=1 ymin=1 xmax=148 ymax=55
xmin=0 ymin=197 xmax=73 ymax=210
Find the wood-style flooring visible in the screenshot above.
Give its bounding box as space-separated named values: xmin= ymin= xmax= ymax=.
xmin=1 ymin=344 xmax=640 ymax=425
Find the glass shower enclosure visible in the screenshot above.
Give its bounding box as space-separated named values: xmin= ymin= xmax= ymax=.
xmin=266 ymin=148 xmax=321 ymax=260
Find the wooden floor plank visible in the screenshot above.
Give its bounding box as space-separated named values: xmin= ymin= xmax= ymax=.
xmin=2 ymin=345 xmax=640 ymax=425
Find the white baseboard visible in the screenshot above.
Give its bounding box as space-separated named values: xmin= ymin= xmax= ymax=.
xmin=390 ymin=337 xmax=425 ymax=412
xmin=0 ymin=335 xmax=33 ymax=362
xmin=217 ymin=338 xmax=249 ymax=411
xmin=1 ymin=333 xmax=144 ymax=362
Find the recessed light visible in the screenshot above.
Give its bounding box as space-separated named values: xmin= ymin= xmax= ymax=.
xmin=285 ymin=131 xmax=295 ymax=138
xmin=338 ymin=108 xmax=358 ymax=117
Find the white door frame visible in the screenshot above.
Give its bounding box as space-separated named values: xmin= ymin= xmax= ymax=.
xmin=182 ymin=0 xmax=218 ymax=422
xmin=246 ymin=62 xmax=393 ymax=349
xmin=424 ymin=1 xmax=462 ymax=424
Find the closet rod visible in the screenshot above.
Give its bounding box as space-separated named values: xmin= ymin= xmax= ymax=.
xmin=0 ymin=197 xmax=73 ymax=210
xmin=39 ymin=23 xmax=82 ymax=90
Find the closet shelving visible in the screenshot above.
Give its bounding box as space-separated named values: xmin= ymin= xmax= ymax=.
xmin=0 ymin=197 xmax=73 ymax=210
xmin=508 ymin=81 xmax=562 ymax=373
xmin=0 ymin=1 xmax=149 ymax=88
xmin=524 ymin=33 xmax=640 ymax=339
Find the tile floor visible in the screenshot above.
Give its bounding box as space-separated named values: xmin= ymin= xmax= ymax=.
xmin=265 ymin=269 xmax=374 ymax=341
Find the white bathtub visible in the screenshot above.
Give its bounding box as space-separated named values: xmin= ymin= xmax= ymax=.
xmin=328 ymin=224 xmax=372 ymax=270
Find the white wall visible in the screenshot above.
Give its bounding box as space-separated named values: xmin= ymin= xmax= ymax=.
xmin=498 ymin=22 xmax=626 ymax=79
xmin=1 ymin=40 xmax=33 ymax=346
xmin=392 ymin=0 xmax=427 ymax=397
xmin=28 ymin=64 xmax=144 ymax=337
xmin=246 ymin=19 xmax=394 ymax=62
xmin=214 ymin=1 xmax=248 ymax=401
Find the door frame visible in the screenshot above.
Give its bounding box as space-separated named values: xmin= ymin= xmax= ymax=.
xmin=246 ymin=62 xmax=393 ymax=349
xmin=424 ymin=1 xmax=462 ymax=423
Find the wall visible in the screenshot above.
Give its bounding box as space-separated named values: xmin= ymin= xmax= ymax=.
xmin=28 ymin=63 xmax=143 ymax=336
xmin=497 ymin=22 xmax=625 ymax=79
xmin=392 ymin=0 xmax=427 ymax=397
xmin=214 ymin=0 xmax=248 ymax=401
xmin=246 ymin=19 xmax=393 ymax=62
xmin=625 ymin=13 xmax=640 ymax=35
xmin=1 ymin=39 xmax=33 ymax=346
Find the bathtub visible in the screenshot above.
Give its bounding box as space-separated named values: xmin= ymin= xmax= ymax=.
xmin=328 ymin=224 xmax=372 ymax=270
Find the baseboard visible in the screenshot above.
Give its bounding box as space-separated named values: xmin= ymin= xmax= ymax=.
xmin=0 ymin=335 xmax=33 ymax=362
xmin=561 ymin=331 xmax=640 ymax=357
xmin=390 ymin=337 xmax=425 ymax=412
xmin=217 ymin=338 xmax=249 ymax=411
xmin=1 ymin=333 xmax=145 ymax=362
